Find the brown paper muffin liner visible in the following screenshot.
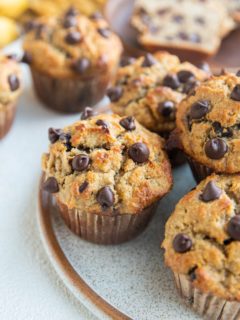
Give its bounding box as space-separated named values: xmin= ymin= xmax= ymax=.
xmin=0 ymin=102 xmax=17 ymax=139
xmin=55 ymin=198 xmax=158 ymax=245
xmin=187 ymin=157 xmax=214 ymax=183
xmin=31 ymin=68 xmax=111 ymax=114
xmin=173 ymin=273 xmax=240 ymax=320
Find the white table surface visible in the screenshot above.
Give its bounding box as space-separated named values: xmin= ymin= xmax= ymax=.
xmin=0 ymin=40 xmax=96 ymax=320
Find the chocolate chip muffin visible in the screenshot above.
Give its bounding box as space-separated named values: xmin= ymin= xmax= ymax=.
xmin=109 ymin=52 xmax=209 ymax=135
xmin=23 ymin=8 xmax=122 ymax=113
xmin=162 ymin=173 xmax=240 ymax=320
xmin=41 ymin=110 xmax=173 ymax=244
xmin=177 ymin=72 xmax=240 ymax=181
xmin=0 ymin=55 xmax=22 ymax=139
xmin=131 ymin=0 xmax=235 ymax=60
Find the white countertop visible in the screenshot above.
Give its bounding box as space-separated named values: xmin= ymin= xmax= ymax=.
xmin=0 ymin=40 xmax=96 ymax=320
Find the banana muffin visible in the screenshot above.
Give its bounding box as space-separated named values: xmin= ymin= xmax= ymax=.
xmin=162 ymin=173 xmax=240 ymax=320
xmin=23 ymin=8 xmax=122 ymax=113
xmin=0 ymin=54 xmax=22 ymax=139
xmin=41 ymin=110 xmax=173 ymax=244
xmin=177 ymin=72 xmax=240 ymax=181
xmin=108 ymin=52 xmax=209 ymax=135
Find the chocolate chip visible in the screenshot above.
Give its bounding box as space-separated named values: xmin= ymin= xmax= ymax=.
xmin=158 ymin=101 xmax=175 ymax=117
xmin=107 ymin=86 xmax=123 ymax=102
xmin=96 ymin=119 xmax=108 ymax=131
xmin=178 ymin=31 xmax=188 ymax=40
xmin=72 ymin=58 xmax=90 ymax=73
xmin=227 ymin=216 xmax=240 ymax=240
xmin=182 ymin=80 xmax=198 ymax=94
xmin=63 ymin=16 xmax=77 ymax=28
xmin=173 ymin=234 xmax=192 ymax=253
xmin=236 ymin=70 xmax=240 ymax=77
xmin=177 ymin=70 xmax=195 ymax=83
xmin=188 ymin=267 xmax=197 ymax=281
xmin=80 ymin=107 xmax=97 ymax=120
xmin=97 ymin=186 xmax=114 ymax=210
xmin=141 ymin=53 xmax=157 ymax=67
xmin=173 ymin=15 xmax=184 ymax=23
xmin=65 ymin=6 xmax=78 ymax=17
xmin=65 ymin=31 xmax=82 ymax=44
xmin=212 ymin=122 xmax=233 ymax=138
xmin=120 ymin=116 xmax=136 ymax=131
xmin=200 ymin=181 xmax=222 ymax=202
xmin=43 ymin=177 xmax=59 ymax=193
xmin=189 ymin=100 xmax=210 ymax=119
xmin=128 ymin=143 xmax=150 ymax=163
xmin=21 ymin=51 xmax=32 ymax=64
xmin=8 ymin=75 xmax=20 ymax=91
xmin=120 ymin=56 xmax=135 ymax=67
xmin=72 ymin=154 xmax=90 ymax=171
xmin=48 ymin=128 xmax=62 ymax=143
xmin=79 ymin=181 xmax=88 ymax=193
xmin=59 ymin=132 xmax=72 ymax=151
xmin=90 ymin=12 xmax=103 ymax=20
xmin=163 ymin=74 xmax=180 ymax=89
xmin=98 ymin=28 xmax=111 ymax=38
xmin=205 ymin=138 xmax=228 ymax=159
xmin=189 ymin=33 xmax=201 ymax=43
xmin=230 ymin=85 xmax=240 ymax=101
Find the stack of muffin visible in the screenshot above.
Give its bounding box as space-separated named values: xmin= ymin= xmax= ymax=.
xmin=2 ymin=5 xmax=240 ymax=320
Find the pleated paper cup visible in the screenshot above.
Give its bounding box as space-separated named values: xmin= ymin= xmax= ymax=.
xmin=0 ymin=102 xmax=17 ymax=139
xmin=56 ymin=198 xmax=158 ymax=245
xmin=187 ymin=157 xmax=214 ymax=183
xmin=31 ymin=68 xmax=111 ymax=114
xmin=173 ymin=273 xmax=240 ymax=320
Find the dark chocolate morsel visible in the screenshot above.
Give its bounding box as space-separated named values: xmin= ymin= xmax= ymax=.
xmin=48 ymin=128 xmax=62 ymax=143
xmin=63 ymin=15 xmax=77 ymax=28
xmin=96 ymin=119 xmax=108 ymax=130
xmin=236 ymin=70 xmax=240 ymax=77
xmin=227 ymin=216 xmax=240 ymax=241
xmin=173 ymin=233 xmax=192 ymax=253
xmin=189 ymin=100 xmax=210 ymax=119
xmin=71 ymin=58 xmax=90 ymax=73
xmin=107 ymin=86 xmax=123 ymax=102
xmin=177 ymin=70 xmax=195 ymax=83
xmin=120 ymin=56 xmax=136 ymax=67
xmin=157 ymin=101 xmax=175 ymax=117
xmin=97 ymin=28 xmax=111 ymax=38
xmin=79 ymin=181 xmax=89 ymax=193
xmin=230 ymin=84 xmax=240 ymax=101
xmin=128 ymin=143 xmax=150 ymax=163
xmin=43 ymin=177 xmax=59 ymax=193
xmin=80 ymin=107 xmax=97 ymax=120
xmin=120 ymin=116 xmax=136 ymax=131
xmin=205 ymin=138 xmax=228 ymax=160
xmin=141 ymin=53 xmax=157 ymax=67
xmin=8 ymin=74 xmax=20 ymax=91
xmin=97 ymin=186 xmax=114 ymax=210
xmin=65 ymin=31 xmax=82 ymax=44
xmin=200 ymin=181 xmax=222 ymax=202
xmin=72 ymin=154 xmax=90 ymax=171
xmin=163 ymin=74 xmax=180 ymax=89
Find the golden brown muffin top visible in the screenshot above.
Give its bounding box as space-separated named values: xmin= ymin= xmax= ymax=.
xmin=109 ymin=52 xmax=209 ymax=133
xmin=42 ymin=111 xmax=173 ymax=215
xmin=163 ymin=173 xmax=240 ymax=301
xmin=177 ymin=73 xmax=240 ymax=173
xmin=0 ymin=55 xmax=22 ymax=109
xmin=23 ymin=9 xmax=123 ymax=78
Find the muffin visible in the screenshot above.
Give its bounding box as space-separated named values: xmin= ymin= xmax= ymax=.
xmin=41 ymin=110 xmax=173 ymax=244
xmin=109 ymin=52 xmax=209 ymax=135
xmin=23 ymin=8 xmax=122 ymax=113
xmin=177 ymin=72 xmax=240 ymax=182
xmin=162 ymin=173 xmax=240 ymax=320
xmin=0 ymin=55 xmax=22 ymax=139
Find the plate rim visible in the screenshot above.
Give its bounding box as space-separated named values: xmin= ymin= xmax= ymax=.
xmin=37 ymin=176 xmax=131 ymax=320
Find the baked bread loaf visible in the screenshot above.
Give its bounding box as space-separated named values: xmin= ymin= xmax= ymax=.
xmin=0 ymin=55 xmax=22 ymax=139
xmin=41 ymin=111 xmax=173 ymax=244
xmin=163 ymin=173 xmax=240 ymax=319
xmin=131 ymin=0 xmax=235 ymax=59
xmin=109 ymin=52 xmax=209 ymax=134
xmin=23 ymin=8 xmax=122 ymax=113
xmin=176 ymin=72 xmax=240 ymax=181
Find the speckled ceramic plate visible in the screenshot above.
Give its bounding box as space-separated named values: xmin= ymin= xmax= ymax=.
xmin=37 ymin=164 xmax=203 ymax=320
